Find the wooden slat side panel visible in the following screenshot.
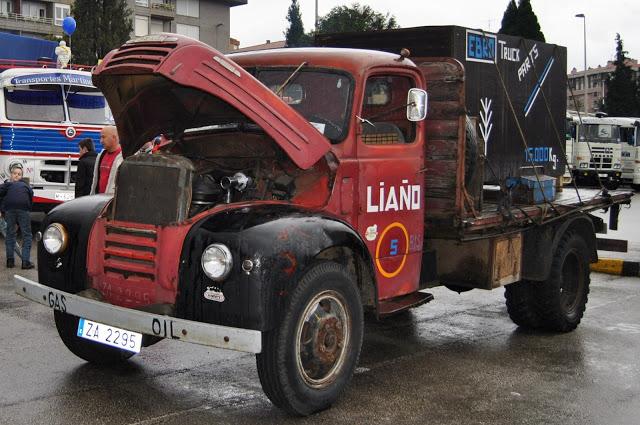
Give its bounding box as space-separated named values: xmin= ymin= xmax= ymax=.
xmin=424 ymin=160 xmax=457 ymax=191
xmin=425 ymin=139 xmax=459 ymax=160
xmin=427 ymin=101 xmax=466 ymax=120
xmin=425 ymin=120 xmax=459 ymax=139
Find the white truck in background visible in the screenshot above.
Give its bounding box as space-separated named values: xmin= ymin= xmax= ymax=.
xmin=569 ymin=116 xmax=623 ymax=189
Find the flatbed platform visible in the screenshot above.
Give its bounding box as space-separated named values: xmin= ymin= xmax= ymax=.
xmin=456 ymin=187 xmax=633 ymax=239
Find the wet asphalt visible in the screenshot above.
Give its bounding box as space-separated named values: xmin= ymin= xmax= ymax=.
xmin=0 ymin=200 xmax=639 ymax=425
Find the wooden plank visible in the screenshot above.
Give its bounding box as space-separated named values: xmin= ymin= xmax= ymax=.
xmin=425 ymin=139 xmax=459 ymax=160
xmin=423 ymin=82 xmax=462 ymax=101
xmin=426 ymin=101 xmax=465 ymax=120
xmin=425 ymin=120 xmax=459 ymax=139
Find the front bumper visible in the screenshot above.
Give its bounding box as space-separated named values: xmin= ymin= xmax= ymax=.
xmin=573 ymin=169 xmax=621 ymax=179
xmin=14 ymin=275 xmax=262 ymax=354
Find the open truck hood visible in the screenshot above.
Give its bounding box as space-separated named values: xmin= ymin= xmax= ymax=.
xmin=92 ymin=34 xmax=330 ymax=169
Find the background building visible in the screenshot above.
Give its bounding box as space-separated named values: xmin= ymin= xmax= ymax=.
xmin=567 ymin=58 xmax=640 ymax=113
xmin=0 ymin=0 xmax=246 ymax=52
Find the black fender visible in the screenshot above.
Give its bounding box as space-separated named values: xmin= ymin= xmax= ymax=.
xmin=521 ymin=213 xmax=597 ymax=282
xmin=37 ymin=195 xmax=112 ymax=293
xmin=176 ymin=204 xmax=375 ymax=331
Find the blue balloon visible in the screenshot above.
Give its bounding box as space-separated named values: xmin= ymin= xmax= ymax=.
xmin=62 ymin=16 xmax=76 ymax=36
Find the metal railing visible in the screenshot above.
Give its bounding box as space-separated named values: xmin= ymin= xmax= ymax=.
xmin=0 ymin=11 xmax=55 ymax=26
xmin=151 ymin=1 xmax=176 ymax=12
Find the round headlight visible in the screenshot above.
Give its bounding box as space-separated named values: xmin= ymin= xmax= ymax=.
xmin=201 ymin=244 xmax=233 ymax=281
xmin=43 ymin=223 xmax=68 ymax=254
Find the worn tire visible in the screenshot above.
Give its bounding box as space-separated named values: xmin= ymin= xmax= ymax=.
xmin=256 ymin=262 xmax=364 ymax=416
xmin=54 ymin=311 xmax=135 ymax=366
xmin=504 ymin=280 xmax=542 ymax=329
xmin=535 ymin=232 xmax=591 ymax=332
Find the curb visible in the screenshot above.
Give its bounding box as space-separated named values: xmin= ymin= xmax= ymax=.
xmin=591 ymin=259 xmax=640 ymax=276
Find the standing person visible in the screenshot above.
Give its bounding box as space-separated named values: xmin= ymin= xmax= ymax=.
xmin=90 ymin=126 xmax=123 ymax=195
xmin=0 ymin=164 xmax=34 ymax=269
xmin=75 ymin=138 xmax=98 ymax=198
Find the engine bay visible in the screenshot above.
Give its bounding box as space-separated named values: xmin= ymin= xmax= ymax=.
xmin=113 ymin=128 xmax=335 ymax=224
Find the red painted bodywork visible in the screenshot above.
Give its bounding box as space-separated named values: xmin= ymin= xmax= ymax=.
xmin=90 ymin=35 xmax=428 ymax=307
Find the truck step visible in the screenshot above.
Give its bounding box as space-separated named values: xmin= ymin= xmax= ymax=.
xmin=378 ymin=291 xmax=434 ymax=318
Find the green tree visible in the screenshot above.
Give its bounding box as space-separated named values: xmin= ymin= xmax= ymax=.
xmin=284 ymin=0 xmax=311 ymax=47
xmin=603 ymin=34 xmax=639 ymax=116
xmin=71 ymin=0 xmax=133 ymax=65
xmin=498 ymin=0 xmax=518 ymax=36
xmin=515 ymin=0 xmax=545 ymax=41
xmin=316 ymin=3 xmax=398 ymax=34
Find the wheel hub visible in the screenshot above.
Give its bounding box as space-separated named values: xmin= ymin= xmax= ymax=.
xmin=296 ymin=291 xmax=350 ymax=388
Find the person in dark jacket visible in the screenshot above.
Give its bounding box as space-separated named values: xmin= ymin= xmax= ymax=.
xmin=75 ymin=138 xmax=98 ymax=198
xmin=0 ymin=164 xmax=34 ymax=269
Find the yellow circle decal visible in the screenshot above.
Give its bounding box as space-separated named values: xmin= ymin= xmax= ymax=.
xmin=375 ymin=222 xmax=409 ymax=278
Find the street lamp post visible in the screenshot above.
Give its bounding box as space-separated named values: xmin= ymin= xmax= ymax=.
xmin=315 ymin=0 xmax=319 ymax=32
xmin=576 ymin=13 xmax=587 ymax=114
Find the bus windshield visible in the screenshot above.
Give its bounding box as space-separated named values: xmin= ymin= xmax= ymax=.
xmin=65 ymin=86 xmax=111 ymax=125
xmin=579 ymin=124 xmax=620 ymax=144
xmin=5 ymin=85 xmax=64 ymax=122
xmin=4 ymin=83 xmax=112 ymax=125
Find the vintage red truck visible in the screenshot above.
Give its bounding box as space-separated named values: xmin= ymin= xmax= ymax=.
xmin=15 ymin=33 xmax=631 ymax=416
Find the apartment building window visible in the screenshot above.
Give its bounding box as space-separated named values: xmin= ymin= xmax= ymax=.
xmin=176 ymin=23 xmax=199 ymax=40
xmin=135 ymin=15 xmax=149 ymax=37
xmin=1 ymin=1 xmax=12 ymax=14
xmin=176 ymin=0 xmax=198 ymax=17
xmin=54 ymin=3 xmax=70 ymax=26
xmin=136 ymin=0 xmax=149 ymax=7
xmin=22 ymin=1 xmax=46 ymax=18
xmin=150 ymin=18 xmax=167 ymax=34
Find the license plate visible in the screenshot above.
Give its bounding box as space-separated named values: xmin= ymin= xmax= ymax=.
xmin=598 ymin=173 xmax=608 ymax=178
xmin=54 ymin=192 xmax=74 ymax=201
xmin=77 ymin=318 xmax=142 ymax=353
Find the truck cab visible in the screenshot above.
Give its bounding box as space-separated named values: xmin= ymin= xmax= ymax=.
xmin=610 ymin=117 xmax=640 ymax=188
xmin=571 ymin=116 xmax=623 ymax=188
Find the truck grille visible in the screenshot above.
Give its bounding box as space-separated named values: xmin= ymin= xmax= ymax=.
xmin=103 ymin=223 xmax=158 ymax=281
xmin=589 ymin=147 xmax=614 ymax=169
xmin=589 ymin=157 xmax=613 ymax=169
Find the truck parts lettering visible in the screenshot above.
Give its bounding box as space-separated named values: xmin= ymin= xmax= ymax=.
xmin=518 ymin=44 xmax=539 ymax=82
xmin=367 ymin=181 xmax=421 ymax=213
xmin=498 ymin=40 xmax=520 ymax=62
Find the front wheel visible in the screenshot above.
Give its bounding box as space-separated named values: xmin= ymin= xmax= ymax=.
xmin=256 ymin=262 xmax=364 ymax=416
xmin=54 ymin=311 xmax=135 ymax=366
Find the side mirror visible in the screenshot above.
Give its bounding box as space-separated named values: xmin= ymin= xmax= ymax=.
xmin=407 ymin=88 xmax=427 ymax=122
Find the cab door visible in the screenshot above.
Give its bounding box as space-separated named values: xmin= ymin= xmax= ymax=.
xmin=356 ymin=72 xmax=425 ymax=301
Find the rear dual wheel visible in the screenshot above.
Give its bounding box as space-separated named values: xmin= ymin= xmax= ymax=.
xmin=256 ymin=262 xmax=364 ymax=416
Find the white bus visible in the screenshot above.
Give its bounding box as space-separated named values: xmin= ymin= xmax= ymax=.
xmin=0 ymin=67 xmax=112 ymax=211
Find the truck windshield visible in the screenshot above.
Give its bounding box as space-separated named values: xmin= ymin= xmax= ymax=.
xmin=579 ymin=124 xmax=620 ymax=144
xmin=253 ymin=68 xmax=353 ymax=143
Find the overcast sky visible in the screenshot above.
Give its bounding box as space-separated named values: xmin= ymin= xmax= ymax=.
xmin=230 ymin=1 xmax=638 ymax=72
